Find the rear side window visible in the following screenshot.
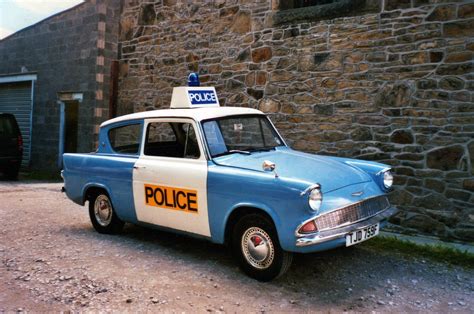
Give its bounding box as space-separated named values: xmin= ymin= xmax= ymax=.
xmin=108 ymin=124 xmax=141 ymax=155
xmin=0 ymin=115 xmax=16 ymax=136
xmin=144 ymin=121 xmax=200 ymax=159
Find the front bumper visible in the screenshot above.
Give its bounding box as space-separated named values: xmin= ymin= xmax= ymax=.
xmin=296 ymin=206 xmax=398 ymax=247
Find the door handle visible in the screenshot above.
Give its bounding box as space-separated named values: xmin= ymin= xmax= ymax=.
xmin=133 ymin=165 xmax=146 ymax=169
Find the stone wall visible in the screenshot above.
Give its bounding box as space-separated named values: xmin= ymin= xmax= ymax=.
xmin=0 ymin=0 xmax=121 ymax=170
xmin=118 ymin=0 xmax=474 ymax=242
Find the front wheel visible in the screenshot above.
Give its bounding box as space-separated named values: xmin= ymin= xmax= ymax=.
xmin=88 ymin=192 xmax=124 ymax=234
xmin=232 ymin=214 xmax=293 ymax=281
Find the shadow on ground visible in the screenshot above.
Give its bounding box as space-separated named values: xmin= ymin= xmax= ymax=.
xmin=64 ymin=221 xmax=413 ymax=309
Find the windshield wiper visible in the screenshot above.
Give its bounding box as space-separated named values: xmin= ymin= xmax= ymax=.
xmin=229 ymin=149 xmax=251 ymax=155
xmin=248 ymin=147 xmax=276 ymax=153
xmin=213 ymin=150 xmax=251 ymax=158
xmin=213 ymin=147 xmax=277 ymax=158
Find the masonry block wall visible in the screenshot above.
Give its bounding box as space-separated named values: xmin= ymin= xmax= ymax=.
xmin=0 ymin=0 xmax=121 ymax=170
xmin=118 ymin=0 xmax=474 ymax=241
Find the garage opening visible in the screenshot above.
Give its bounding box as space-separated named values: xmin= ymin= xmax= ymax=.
xmin=0 ymin=74 xmax=36 ymax=168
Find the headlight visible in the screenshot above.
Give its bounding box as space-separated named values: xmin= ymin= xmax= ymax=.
xmin=309 ymin=187 xmax=323 ymax=211
xmin=383 ymin=170 xmax=393 ymax=189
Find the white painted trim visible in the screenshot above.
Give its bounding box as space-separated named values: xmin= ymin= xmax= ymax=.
xmin=0 ymin=74 xmax=37 ymax=84
xmin=29 ymin=80 xmax=35 ymax=167
xmin=72 ymin=93 xmax=83 ymax=101
xmin=101 ymin=107 xmax=263 ymax=127
xmin=58 ymin=92 xmax=83 ymax=102
xmin=58 ymin=101 xmax=65 ymax=169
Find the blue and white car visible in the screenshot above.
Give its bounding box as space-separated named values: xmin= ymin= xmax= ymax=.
xmin=62 ymin=76 xmax=398 ymax=281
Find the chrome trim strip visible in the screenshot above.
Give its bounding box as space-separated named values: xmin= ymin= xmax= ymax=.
xmin=376 ymin=167 xmax=392 ymax=176
xmin=315 ymin=194 xmax=388 ymax=220
xmin=300 ymin=183 xmax=321 ymax=196
xmin=294 ymin=195 xmax=390 ymax=237
xmin=265 ymin=116 xmax=288 ymax=147
xmin=295 ymin=216 xmax=317 ymax=237
xmin=316 ymin=196 xmax=390 ymax=232
xmin=295 ymin=206 xmax=398 ymax=247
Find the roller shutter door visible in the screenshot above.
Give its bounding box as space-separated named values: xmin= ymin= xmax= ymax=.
xmin=0 ymin=82 xmax=33 ymax=167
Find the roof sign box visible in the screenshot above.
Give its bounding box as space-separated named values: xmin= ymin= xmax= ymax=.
xmin=170 ymin=86 xmax=220 ymax=109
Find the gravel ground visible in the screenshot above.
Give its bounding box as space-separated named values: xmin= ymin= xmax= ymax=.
xmin=0 ymin=181 xmax=473 ymax=312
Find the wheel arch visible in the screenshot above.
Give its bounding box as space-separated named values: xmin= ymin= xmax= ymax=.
xmin=224 ymin=205 xmax=280 ymax=246
xmin=82 ymin=183 xmax=112 ymax=205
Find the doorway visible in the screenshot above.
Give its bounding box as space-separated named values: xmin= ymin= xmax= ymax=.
xmin=64 ymin=101 xmax=78 ymax=154
xmin=57 ymin=92 xmax=83 ymax=168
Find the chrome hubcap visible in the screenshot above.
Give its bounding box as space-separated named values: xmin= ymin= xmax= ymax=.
xmin=241 ymin=227 xmax=274 ymax=270
xmin=94 ymin=195 xmax=113 ymax=227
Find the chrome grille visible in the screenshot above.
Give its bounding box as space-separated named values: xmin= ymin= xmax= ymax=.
xmin=315 ymin=196 xmax=390 ymax=231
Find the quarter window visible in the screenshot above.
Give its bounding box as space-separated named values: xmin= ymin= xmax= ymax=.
xmin=0 ymin=116 xmax=15 ymax=135
xmin=108 ymin=124 xmax=141 ymax=155
xmin=144 ymin=121 xmax=200 ymax=159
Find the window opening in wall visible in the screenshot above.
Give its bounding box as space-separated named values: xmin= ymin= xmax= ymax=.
xmin=275 ymin=0 xmax=379 ymax=26
xmin=279 ymin=0 xmax=341 ymax=10
xmin=294 ymin=0 xmax=337 ymax=9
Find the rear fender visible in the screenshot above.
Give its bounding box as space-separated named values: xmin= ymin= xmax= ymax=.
xmin=81 ymin=182 xmax=113 ymax=205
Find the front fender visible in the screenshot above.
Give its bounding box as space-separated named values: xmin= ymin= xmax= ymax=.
xmin=207 ymin=163 xmax=310 ymax=250
xmin=328 ymin=157 xmax=392 ymax=192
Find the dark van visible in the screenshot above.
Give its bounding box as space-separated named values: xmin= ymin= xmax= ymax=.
xmin=0 ymin=113 xmax=23 ymax=179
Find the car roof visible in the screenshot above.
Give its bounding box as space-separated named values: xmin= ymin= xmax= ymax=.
xmin=101 ymin=107 xmax=264 ymax=127
xmin=0 ymin=113 xmax=15 ymax=119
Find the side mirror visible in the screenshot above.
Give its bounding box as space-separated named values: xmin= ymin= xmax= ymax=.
xmin=262 ymin=160 xmax=278 ymax=178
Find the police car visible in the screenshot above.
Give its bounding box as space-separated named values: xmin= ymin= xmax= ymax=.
xmin=62 ymin=73 xmax=398 ymax=281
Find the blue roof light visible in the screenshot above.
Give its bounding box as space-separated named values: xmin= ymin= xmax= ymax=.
xmin=188 ymin=72 xmax=200 ymax=87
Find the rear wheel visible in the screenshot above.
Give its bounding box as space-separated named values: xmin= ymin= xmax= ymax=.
xmin=232 ymin=214 xmax=292 ymax=281
xmin=88 ymin=191 xmax=124 ymax=234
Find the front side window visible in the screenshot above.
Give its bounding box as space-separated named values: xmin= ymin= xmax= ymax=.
xmin=108 ymin=123 xmax=141 ymax=155
xmin=202 ymin=115 xmax=284 ymax=158
xmin=144 ymin=121 xmax=200 ymax=159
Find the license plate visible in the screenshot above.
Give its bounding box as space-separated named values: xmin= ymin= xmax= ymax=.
xmin=345 ymin=223 xmax=379 ymax=247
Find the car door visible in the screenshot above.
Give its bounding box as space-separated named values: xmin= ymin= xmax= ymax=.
xmin=132 ymin=118 xmax=210 ymax=237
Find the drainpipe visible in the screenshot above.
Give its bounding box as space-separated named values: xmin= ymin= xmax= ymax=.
xmin=109 ymin=60 xmax=119 ymax=119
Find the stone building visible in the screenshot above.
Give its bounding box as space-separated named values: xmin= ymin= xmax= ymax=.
xmin=0 ymin=0 xmax=121 ymax=170
xmin=117 ymin=0 xmax=474 ymax=241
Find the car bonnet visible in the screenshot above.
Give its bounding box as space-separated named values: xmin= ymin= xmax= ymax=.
xmin=212 ymin=147 xmax=372 ymax=194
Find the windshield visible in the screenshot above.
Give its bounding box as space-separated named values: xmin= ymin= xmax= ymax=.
xmin=202 ymin=115 xmax=285 ymax=158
